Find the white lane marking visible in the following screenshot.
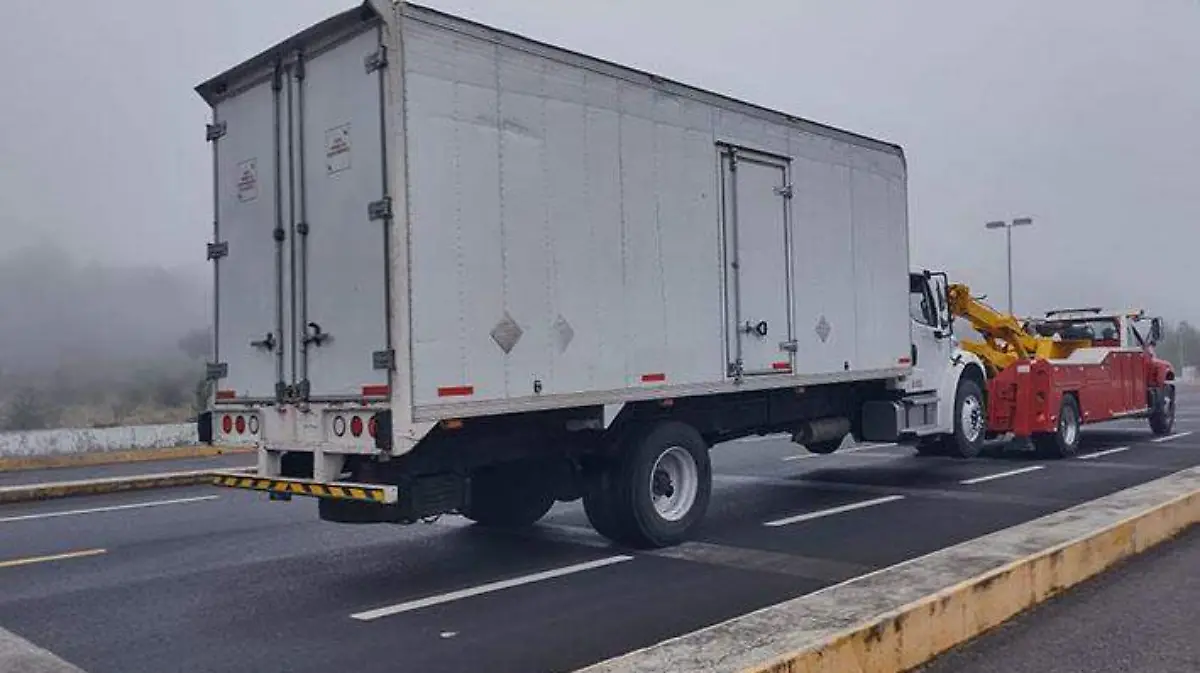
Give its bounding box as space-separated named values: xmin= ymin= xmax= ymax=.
xmin=0 ymin=495 xmax=219 ymax=524
xmin=0 ymin=548 xmax=107 ymax=569
xmin=1077 ymin=446 xmax=1130 ymax=461
xmin=960 ymin=466 xmax=1045 ymax=485
xmin=1151 ymin=431 xmax=1193 ymax=443
xmin=737 ymin=434 xmax=790 ymax=443
xmin=763 ymin=495 xmax=905 ymax=527
xmin=350 ymin=555 xmax=634 ymax=621
xmin=782 ymin=443 xmax=898 ymax=462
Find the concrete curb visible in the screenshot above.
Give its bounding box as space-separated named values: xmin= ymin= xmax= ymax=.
xmin=0 ymin=445 xmax=249 ymax=473
xmin=577 ymin=466 xmax=1200 ymax=673
xmin=0 ymin=625 xmax=87 ymax=673
xmin=0 ymin=467 xmax=255 ymax=504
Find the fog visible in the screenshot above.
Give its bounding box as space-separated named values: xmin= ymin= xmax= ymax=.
xmin=0 ymin=1 xmax=1197 ymax=424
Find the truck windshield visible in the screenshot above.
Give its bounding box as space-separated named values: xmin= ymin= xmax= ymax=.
xmin=1033 ymin=318 xmax=1121 ymax=344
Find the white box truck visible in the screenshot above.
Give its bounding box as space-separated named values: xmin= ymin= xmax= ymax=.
xmin=200 ymin=1 xmax=990 ymax=548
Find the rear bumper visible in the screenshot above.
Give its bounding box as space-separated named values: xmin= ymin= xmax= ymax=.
xmin=211 ymin=470 xmax=398 ymax=504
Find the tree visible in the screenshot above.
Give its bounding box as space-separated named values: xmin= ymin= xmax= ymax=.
xmin=1156 ymin=320 xmax=1200 ymax=373
xmin=177 ymin=328 xmax=212 ymax=361
xmin=3 ymin=386 xmax=59 ymax=431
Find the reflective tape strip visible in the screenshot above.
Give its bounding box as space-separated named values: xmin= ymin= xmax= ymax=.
xmin=210 ymin=475 xmax=395 ymax=503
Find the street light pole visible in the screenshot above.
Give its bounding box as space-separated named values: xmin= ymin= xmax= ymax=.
xmin=985 ymin=217 xmax=1033 ymax=315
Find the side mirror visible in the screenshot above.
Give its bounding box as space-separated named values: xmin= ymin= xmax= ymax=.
xmin=1149 ymin=318 xmax=1164 ymax=344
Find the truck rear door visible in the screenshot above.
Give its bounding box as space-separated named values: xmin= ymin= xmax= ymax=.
xmin=211 ymin=74 xmax=289 ymax=402
xmin=207 ymin=22 xmax=390 ymax=404
xmin=294 ymin=28 xmax=391 ymax=401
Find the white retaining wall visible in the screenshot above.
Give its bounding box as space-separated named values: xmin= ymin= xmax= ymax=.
xmin=0 ymin=424 xmax=198 ymax=459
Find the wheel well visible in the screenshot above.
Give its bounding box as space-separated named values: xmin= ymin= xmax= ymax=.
xmin=961 ymin=362 xmax=987 ymax=397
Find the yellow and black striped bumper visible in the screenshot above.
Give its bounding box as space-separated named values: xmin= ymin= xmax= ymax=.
xmin=211 ymin=471 xmax=398 ymax=504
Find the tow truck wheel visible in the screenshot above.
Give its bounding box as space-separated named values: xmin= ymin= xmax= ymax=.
xmin=461 ymin=462 xmax=555 ymax=528
xmin=583 ymin=421 xmax=712 ymax=549
xmin=1149 ymin=384 xmax=1176 ymax=436
xmin=943 ymin=377 xmax=987 ymax=459
xmin=1034 ymin=394 xmax=1082 ymax=458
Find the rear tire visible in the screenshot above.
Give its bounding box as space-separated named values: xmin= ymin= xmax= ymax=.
xmin=1149 ymin=384 xmax=1176 ymax=436
xmin=583 ymin=421 xmax=712 ymax=549
xmin=1034 ymin=394 xmax=1082 ymax=458
xmin=460 ymin=463 xmax=555 ymax=528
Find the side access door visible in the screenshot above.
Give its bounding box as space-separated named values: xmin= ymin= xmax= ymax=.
xmin=720 ymin=146 xmax=795 ymax=378
xmin=293 ymin=27 xmax=392 ymax=402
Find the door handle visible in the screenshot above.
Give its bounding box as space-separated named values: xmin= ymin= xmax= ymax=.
xmin=743 ymin=320 xmax=769 ymax=337
xmin=303 ymin=322 xmax=330 ymax=347
xmin=251 ymin=332 xmax=276 ymax=352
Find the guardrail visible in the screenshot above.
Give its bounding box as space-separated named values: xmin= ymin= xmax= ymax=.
xmin=0 ymin=423 xmax=198 ymax=460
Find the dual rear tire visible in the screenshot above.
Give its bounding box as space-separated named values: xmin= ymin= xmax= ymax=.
xmin=583 ymin=422 xmax=712 ymax=549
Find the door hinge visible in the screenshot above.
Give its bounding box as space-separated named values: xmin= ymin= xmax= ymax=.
xmin=205 ymin=362 xmax=228 ymax=381
xmin=373 ymin=349 xmax=396 ymax=371
xmin=368 ymin=197 xmax=393 ymax=221
xmin=364 ymin=46 xmax=388 ymax=73
xmin=727 ymin=360 xmax=745 ymax=380
xmin=780 ymin=339 xmax=799 ymax=353
xmin=206 ymin=241 xmax=228 ymax=260
xmin=206 ymin=121 xmax=227 ymax=142
xmin=775 ymin=184 xmax=794 ymax=199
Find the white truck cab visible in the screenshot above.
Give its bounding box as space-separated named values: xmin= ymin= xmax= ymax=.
xmin=861 ymin=271 xmax=990 ymax=457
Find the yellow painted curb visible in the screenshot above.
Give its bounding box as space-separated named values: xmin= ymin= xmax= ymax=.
xmin=575 ymin=468 xmax=1200 ymax=673
xmin=750 ymin=490 xmax=1199 ymax=673
xmin=0 ymin=467 xmax=255 ymax=504
xmin=0 ymin=444 xmax=249 ymax=473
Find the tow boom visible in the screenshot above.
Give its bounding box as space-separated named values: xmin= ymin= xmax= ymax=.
xmin=946 ymin=284 xmax=1087 ymax=376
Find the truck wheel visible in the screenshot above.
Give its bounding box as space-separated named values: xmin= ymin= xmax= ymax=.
xmin=583 ymin=422 xmax=712 ymax=549
xmin=1034 ymin=395 xmax=1082 ymax=458
xmin=943 ymin=377 xmax=987 ymax=458
xmin=460 ymin=463 xmax=555 ymax=528
xmin=1149 ymin=385 xmax=1176 ymax=436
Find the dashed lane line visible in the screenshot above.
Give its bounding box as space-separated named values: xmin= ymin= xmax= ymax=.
xmin=1151 ymin=431 xmax=1194 ymax=443
xmin=959 ymin=465 xmax=1045 ymax=485
xmin=1077 ymin=446 xmax=1131 ymax=461
xmin=763 ymin=495 xmax=905 ymax=527
xmin=350 ymin=555 xmax=634 ymax=621
xmin=0 ymin=548 xmax=107 ymax=570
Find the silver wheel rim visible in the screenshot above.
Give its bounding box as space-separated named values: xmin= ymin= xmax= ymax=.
xmin=649 ymin=446 xmax=699 ymax=523
xmin=1062 ymin=404 xmax=1079 ymax=445
xmin=961 ymin=394 xmax=984 ymax=443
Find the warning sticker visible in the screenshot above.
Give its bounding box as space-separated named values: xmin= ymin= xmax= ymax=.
xmin=325 ymin=124 xmax=351 ymax=175
xmin=236 ymin=159 xmax=259 ymax=203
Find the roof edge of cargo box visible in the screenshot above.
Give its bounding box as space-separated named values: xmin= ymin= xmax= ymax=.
xmin=194 ymin=2 xmax=382 ymax=104
xmin=194 ymin=1 xmax=905 ymax=162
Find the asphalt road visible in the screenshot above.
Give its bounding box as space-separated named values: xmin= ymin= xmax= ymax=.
xmin=1 ymin=391 xmax=1199 ymax=673
xmin=918 ymin=525 xmax=1200 ymax=673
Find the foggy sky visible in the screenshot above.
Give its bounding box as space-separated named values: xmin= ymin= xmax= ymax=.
xmin=1 ymin=0 xmax=1197 ymax=323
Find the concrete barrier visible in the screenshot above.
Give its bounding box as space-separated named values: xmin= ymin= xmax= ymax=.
xmin=0 ymin=423 xmax=196 ymax=460
xmin=578 ymin=465 xmax=1200 ymax=673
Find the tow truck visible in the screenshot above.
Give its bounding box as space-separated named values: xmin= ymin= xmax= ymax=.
xmin=936 ymin=286 xmax=1176 ymax=457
